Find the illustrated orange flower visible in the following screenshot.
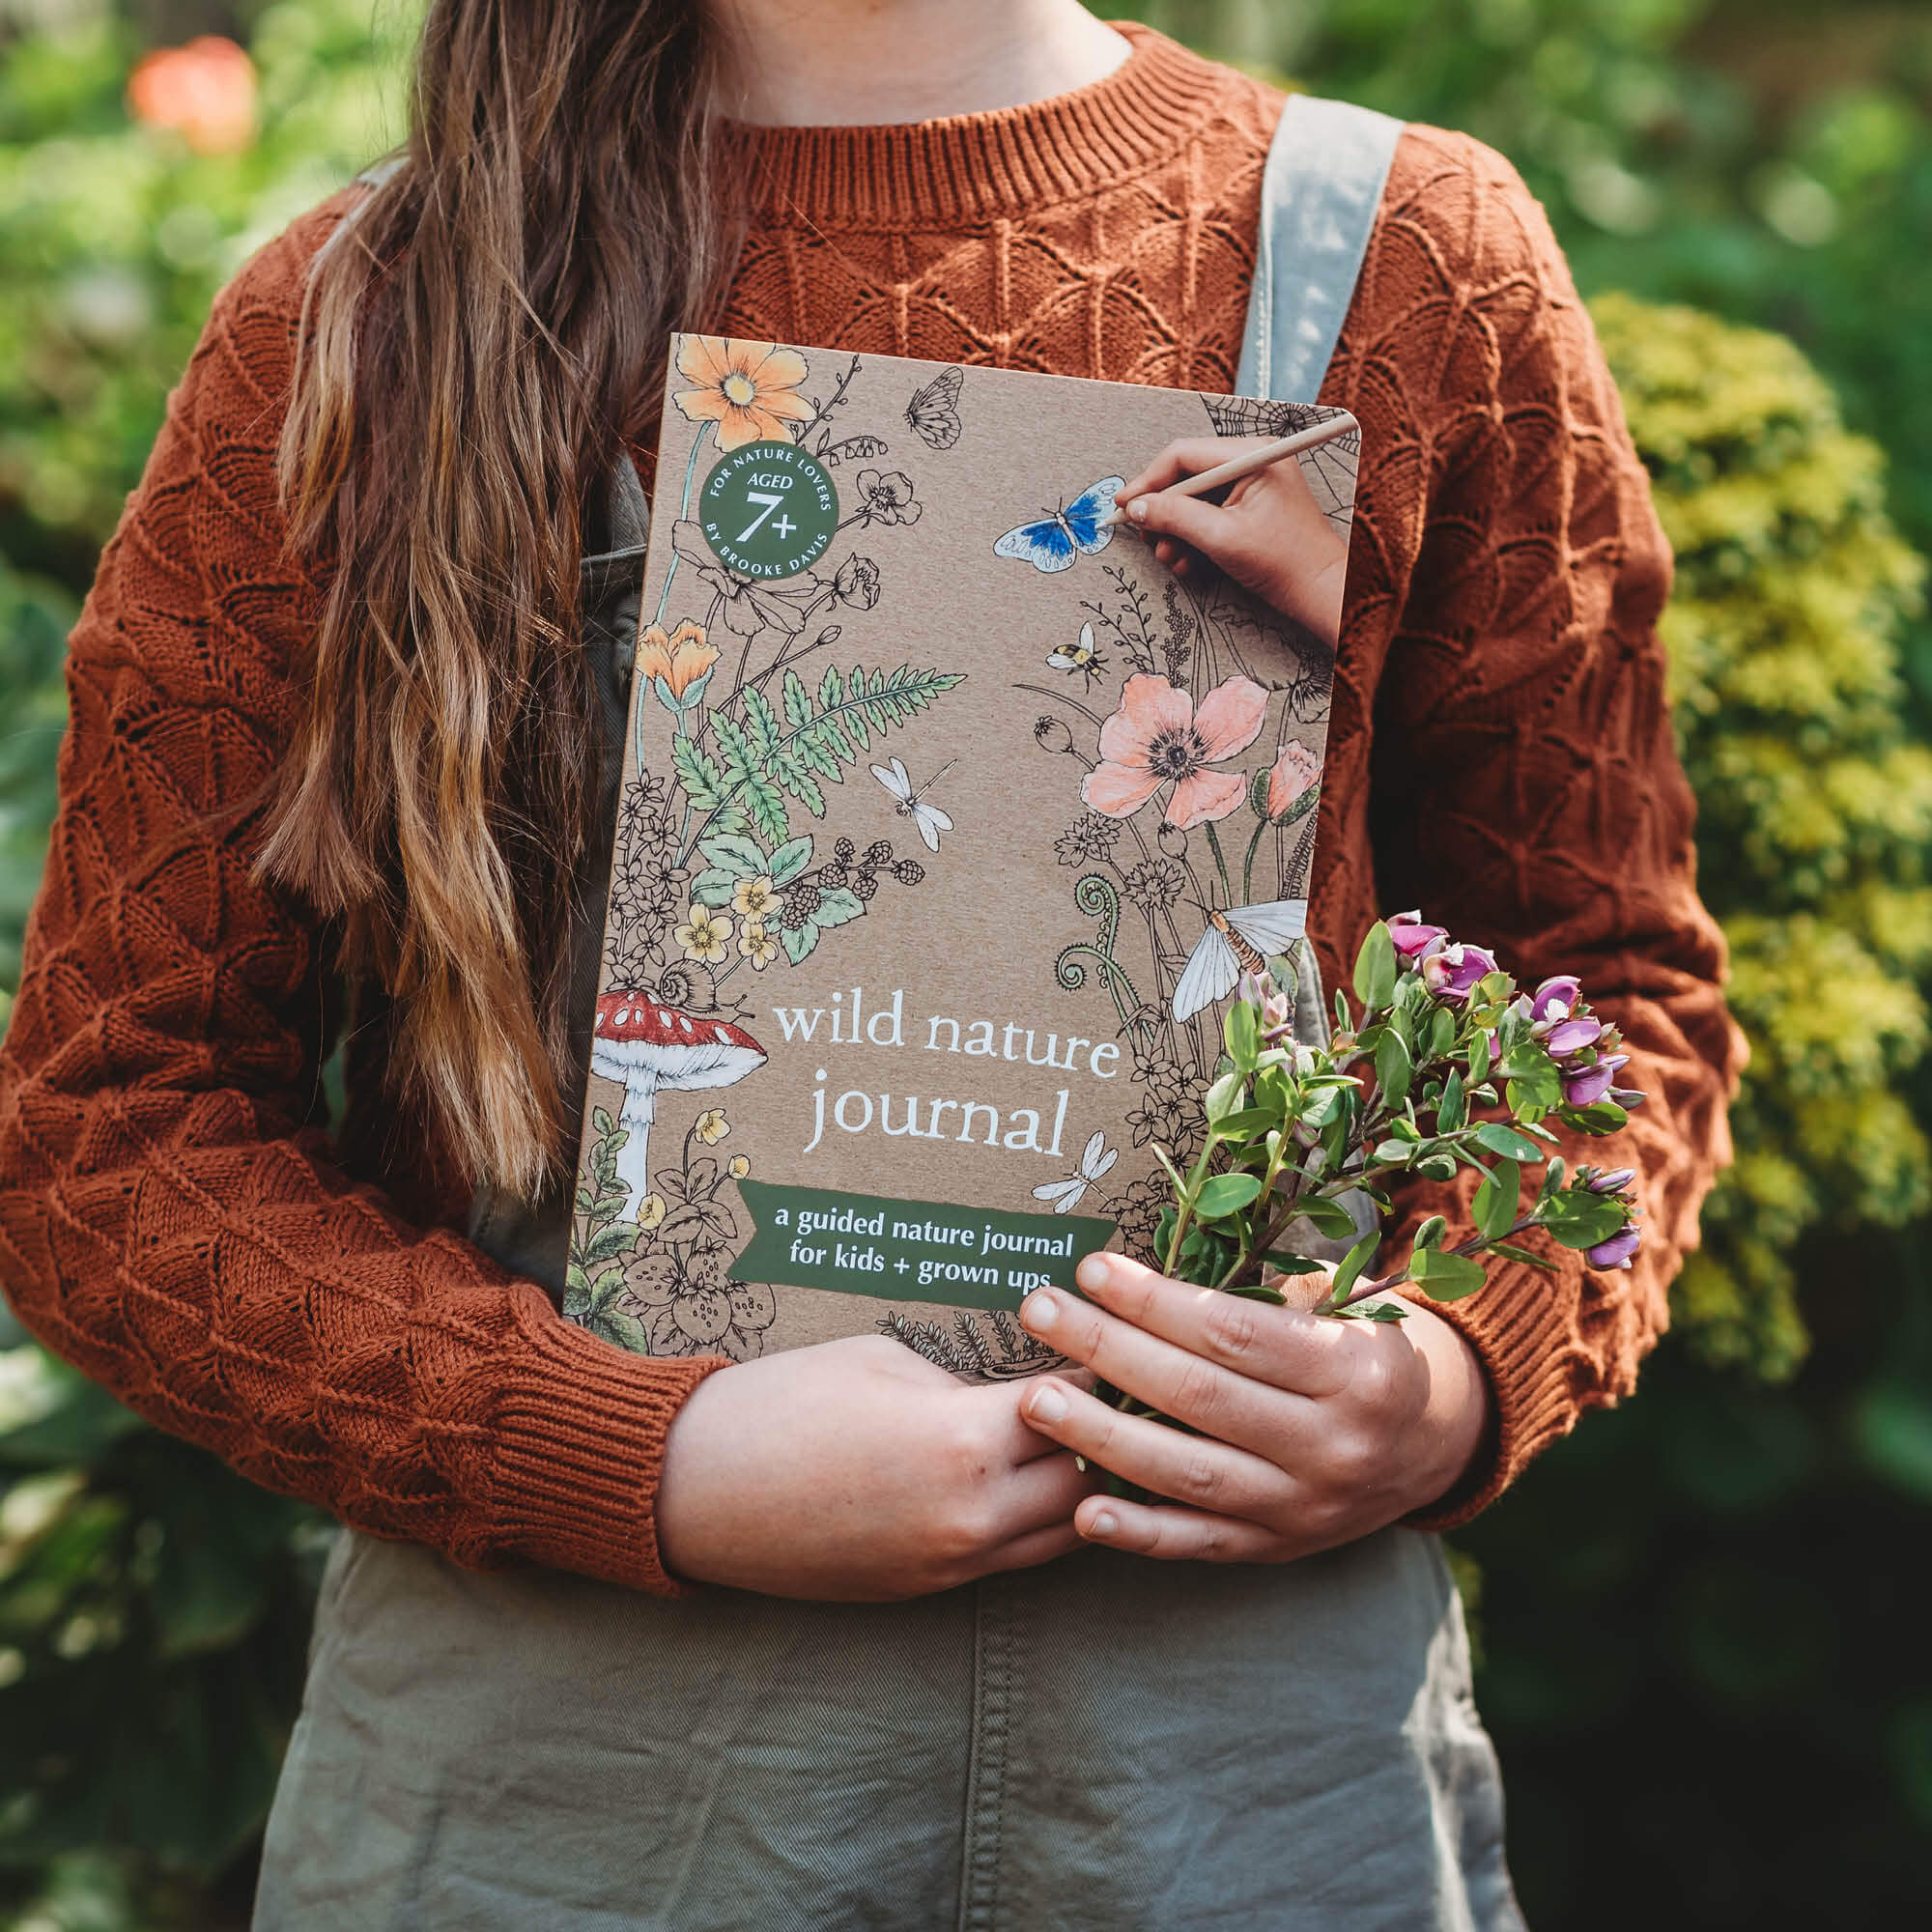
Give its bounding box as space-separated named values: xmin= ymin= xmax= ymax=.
xmin=672 ymin=338 xmax=812 ymax=451
xmin=127 ymin=37 xmax=257 ymax=156
xmin=637 ymin=619 xmax=718 ymax=705
xmin=1082 ymin=674 xmax=1268 ymax=829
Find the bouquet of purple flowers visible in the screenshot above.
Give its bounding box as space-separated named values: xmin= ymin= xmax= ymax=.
xmin=1145 ymin=912 xmax=1645 ymax=1328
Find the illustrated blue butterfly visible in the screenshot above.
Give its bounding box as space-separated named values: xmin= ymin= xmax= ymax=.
xmin=993 ymin=476 xmax=1124 ymax=573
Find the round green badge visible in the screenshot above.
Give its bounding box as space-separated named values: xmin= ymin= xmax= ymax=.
xmin=698 ymin=440 xmax=838 ymax=580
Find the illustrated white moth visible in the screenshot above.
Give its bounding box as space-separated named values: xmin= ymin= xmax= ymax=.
xmin=1031 ymin=1130 xmax=1120 ymax=1215
xmin=869 ymin=756 xmax=954 ymax=852
xmin=1172 ymin=899 xmax=1310 ymax=1024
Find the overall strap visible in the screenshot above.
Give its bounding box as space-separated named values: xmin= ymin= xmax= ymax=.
xmin=1234 ymin=94 xmax=1406 ymax=406
xmin=1235 ymin=92 xmax=1404 ymax=1062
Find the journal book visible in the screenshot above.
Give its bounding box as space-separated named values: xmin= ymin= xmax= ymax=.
xmin=566 ymin=336 xmax=1359 ymax=1378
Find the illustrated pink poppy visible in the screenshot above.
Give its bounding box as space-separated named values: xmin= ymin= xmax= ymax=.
xmin=1082 ymin=674 xmax=1267 ymax=830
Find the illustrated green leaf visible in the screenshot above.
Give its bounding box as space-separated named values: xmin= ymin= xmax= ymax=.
xmin=582 ymin=1221 xmax=641 ymax=1267
xmin=812 ymin=886 xmax=866 ymax=930
xmin=746 ymin=770 xmax=789 ymax=844
xmin=592 ymin=1306 xmax=654 ymax=1354
xmin=671 ymin=734 xmax=726 ymax=809
xmin=767 ymin=836 xmax=814 ymax=886
xmin=744 ymin=686 xmax=782 ymax=762
xmin=781 ymin=920 xmax=821 ymax=964
xmin=711 ymin=711 xmax=757 ymax=785
xmin=783 ymin=667 xmax=813 ymax=730
xmin=774 ymin=744 xmax=827 ymax=815
xmin=697 ymin=833 xmax=768 ymax=879
xmin=1193 ymin=1172 xmax=1264 ymax=1219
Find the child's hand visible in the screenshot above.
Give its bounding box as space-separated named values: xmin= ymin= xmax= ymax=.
xmin=1117 ymin=437 xmax=1350 ymax=648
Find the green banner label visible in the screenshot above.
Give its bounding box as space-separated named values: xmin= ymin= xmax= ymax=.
xmin=736 ymin=1180 xmax=1114 ymax=1309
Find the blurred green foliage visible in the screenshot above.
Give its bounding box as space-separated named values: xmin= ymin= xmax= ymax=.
xmin=1 ymin=1 xmax=1930 ymax=1927
xmin=1596 ymin=294 xmax=1932 ymax=1377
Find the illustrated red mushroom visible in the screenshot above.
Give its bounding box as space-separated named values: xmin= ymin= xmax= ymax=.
xmin=589 ymin=994 xmax=768 ymax=1219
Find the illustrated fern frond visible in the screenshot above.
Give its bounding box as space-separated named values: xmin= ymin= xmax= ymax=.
xmin=678 ymin=664 xmax=964 ymax=856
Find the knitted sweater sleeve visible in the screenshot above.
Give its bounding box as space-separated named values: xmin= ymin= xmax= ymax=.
xmin=1350 ymin=131 xmax=1747 ymax=1526
xmin=0 ymin=215 xmax=724 ymax=1593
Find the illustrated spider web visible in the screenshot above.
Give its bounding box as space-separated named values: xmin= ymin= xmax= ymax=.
xmin=1201 ymin=397 xmax=1360 ymax=538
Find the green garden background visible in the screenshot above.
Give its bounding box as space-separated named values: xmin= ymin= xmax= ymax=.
xmin=3 ymin=0 xmax=1930 ymax=1923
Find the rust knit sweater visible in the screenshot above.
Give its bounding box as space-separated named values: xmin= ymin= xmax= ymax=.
xmin=0 ymin=26 xmax=1743 ymax=1592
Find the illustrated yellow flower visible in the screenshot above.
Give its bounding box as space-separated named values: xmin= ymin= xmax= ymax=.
xmin=738 ymin=920 xmax=780 ymax=971
xmin=727 ymin=1154 xmax=751 ymax=1180
xmin=638 ymin=619 xmax=718 ymax=702
xmin=674 ymin=902 xmax=732 ymax=965
xmin=636 ymin=1193 xmax=668 ymax=1232
xmin=733 ymin=874 xmax=777 ymax=921
xmin=696 ymin=1108 xmax=730 ymax=1145
xmin=673 ymin=337 xmax=813 ymax=452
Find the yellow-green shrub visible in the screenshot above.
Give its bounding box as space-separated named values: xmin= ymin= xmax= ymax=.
xmin=1595 ymin=295 xmax=1932 ymax=1378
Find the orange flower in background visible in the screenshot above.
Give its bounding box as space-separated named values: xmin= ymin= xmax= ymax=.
xmin=673 ymin=337 xmax=812 ymax=451
xmin=637 ymin=619 xmax=718 ymax=702
xmin=128 ymin=37 xmax=257 ymax=156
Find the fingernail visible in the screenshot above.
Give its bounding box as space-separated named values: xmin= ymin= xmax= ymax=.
xmin=1029 ymin=1383 xmax=1068 ymax=1424
xmin=1075 ymin=1254 xmax=1112 ymax=1293
xmin=1089 ymin=1510 xmax=1119 ymax=1537
xmin=1021 ymin=1289 xmax=1061 ymax=1331
xmin=1129 ymin=497 xmax=1150 ymax=523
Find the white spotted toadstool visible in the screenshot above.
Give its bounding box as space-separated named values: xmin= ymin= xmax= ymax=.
xmin=589 ymin=995 xmax=767 ymax=1220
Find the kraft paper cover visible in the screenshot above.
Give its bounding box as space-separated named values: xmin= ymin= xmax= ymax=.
xmin=569 ymin=337 xmax=1359 ymax=1381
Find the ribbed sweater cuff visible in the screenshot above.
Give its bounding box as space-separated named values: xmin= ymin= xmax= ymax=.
xmin=1401 ymin=1253 xmax=1583 ymax=1532
xmin=486 ymin=1314 xmax=728 ymax=1595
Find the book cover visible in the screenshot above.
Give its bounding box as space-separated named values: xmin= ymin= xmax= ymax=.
xmin=567 ymin=337 xmax=1359 ymax=1379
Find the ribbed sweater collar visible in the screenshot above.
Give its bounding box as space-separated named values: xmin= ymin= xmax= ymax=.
xmin=737 ymin=25 xmax=1236 ymax=230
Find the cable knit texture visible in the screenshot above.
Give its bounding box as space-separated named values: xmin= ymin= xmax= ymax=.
xmin=0 ymin=25 xmax=1742 ymax=1586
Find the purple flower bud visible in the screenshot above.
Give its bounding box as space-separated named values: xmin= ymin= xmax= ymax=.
xmin=1585 ymin=1224 xmax=1642 ymax=1270
xmin=1587 ymin=1167 xmax=1637 ymax=1195
xmin=1388 ymin=910 xmax=1448 ymax=959
xmin=1563 ymin=1053 xmax=1630 ymax=1107
xmin=1609 ymin=1087 xmax=1646 ymax=1110
xmin=1544 ymin=1016 xmax=1604 ymax=1061
xmin=1529 ymin=975 xmax=1582 ymax=1024
xmin=1420 ymin=942 xmax=1497 ymax=1004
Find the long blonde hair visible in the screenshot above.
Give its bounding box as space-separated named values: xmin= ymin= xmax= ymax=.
xmin=263 ymin=0 xmax=743 ymax=1195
